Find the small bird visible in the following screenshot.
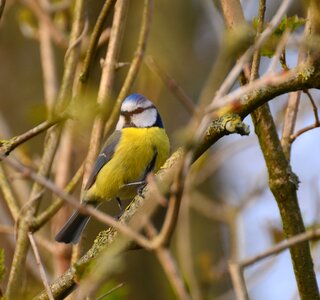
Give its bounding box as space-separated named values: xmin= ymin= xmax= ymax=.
xmin=55 ymin=93 xmax=170 ymax=244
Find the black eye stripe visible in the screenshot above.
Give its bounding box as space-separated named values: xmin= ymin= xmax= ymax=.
xmin=120 ymin=105 xmax=154 ymax=117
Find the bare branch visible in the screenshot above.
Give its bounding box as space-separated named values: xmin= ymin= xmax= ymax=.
xmin=241 ymin=228 xmax=320 ymax=268
xmin=39 ymin=0 xmax=59 ymax=113
xmin=0 ymin=0 xmax=6 ymax=21
xmin=21 ymin=0 xmax=68 ymax=48
xmin=290 ymin=90 xmax=320 ymax=142
xmin=0 ymin=116 xmax=66 ymax=156
xmin=1 ymin=155 xmax=153 ymax=249
xmin=145 ymin=223 xmax=191 ymax=300
xmin=32 ymin=163 xmax=83 ymax=232
xmin=6 ymin=0 xmax=87 ymax=296
xmin=79 ymin=0 xmax=116 ymax=84
xmin=281 ymin=14 xmax=310 ymax=159
xmin=28 ymin=233 xmax=54 ymax=300
xmin=104 ymin=0 xmax=154 ymax=137
xmin=0 ymin=164 xmax=20 ymax=221
xmin=83 ymin=0 xmax=129 ymax=186
xmin=228 ymin=262 xmax=249 ymax=300
xmin=305 ymin=89 xmax=320 ymax=125
xmin=146 ymin=56 xmax=196 ymax=115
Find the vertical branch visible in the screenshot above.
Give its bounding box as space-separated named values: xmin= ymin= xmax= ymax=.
xmin=281 ymin=5 xmax=315 ymax=159
xmin=220 ymin=0 xmax=320 ymax=299
xmin=31 ymin=164 xmax=84 ymax=231
xmin=176 ymin=190 xmax=203 ymax=300
xmin=52 ymin=124 xmax=74 ymax=275
xmin=281 ymin=91 xmax=301 ymax=159
xmin=0 ymin=0 xmax=6 ymax=21
xmin=38 ymin=0 xmax=58 ymax=114
xmin=145 ymin=223 xmax=191 ymax=300
xmin=228 ymin=262 xmax=249 ymax=300
xmin=74 ymin=0 xmax=129 ymax=265
xmin=6 ymin=0 xmax=87 ymax=297
xmin=38 ymin=0 xmax=70 ymax=275
xmin=0 ymin=164 xmax=20 ymax=221
xmin=79 ymin=0 xmax=116 ymax=85
xmin=249 ymin=1 xmax=320 ymax=299
xmin=28 ymin=233 xmax=54 ymax=300
xmin=305 ymin=0 xmax=320 ymax=68
xmin=83 ymin=0 xmax=128 ymax=187
xmin=220 ymin=0 xmax=245 ymax=29
xmin=104 ymin=0 xmax=154 ymax=137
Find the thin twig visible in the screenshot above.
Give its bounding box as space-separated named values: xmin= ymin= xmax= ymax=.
xmin=304 ymin=89 xmax=320 ymax=125
xmin=0 ymin=116 xmax=67 ymax=156
xmin=28 ymin=232 xmax=54 ymax=300
xmin=145 ymin=223 xmax=191 ymax=300
xmin=21 ymin=0 xmax=68 ymax=48
xmin=83 ymin=0 xmax=129 ymax=187
xmin=6 ymin=0 xmax=87 ymax=296
xmin=42 ymin=0 xmax=71 ymax=13
xmin=185 ymin=0 xmax=294 ymax=152
xmin=52 ymin=122 xmax=75 ymax=274
xmin=0 ymin=164 xmax=20 ymax=221
xmin=241 ymin=227 xmax=320 ymax=267
xmin=212 ymin=0 xmax=293 ymax=108
xmin=266 ymin=30 xmax=291 ymax=74
xmin=104 ymin=0 xmax=154 ymax=137
xmin=176 ymin=187 xmax=203 ymax=300
xmin=146 ymin=56 xmax=196 ymax=115
xmin=149 ymin=162 xmax=184 ymax=248
xmin=290 ymin=123 xmax=320 ymax=142
xmin=79 ymin=0 xmax=116 ymax=83
xmin=95 ymin=283 xmax=125 ymax=300
xmin=281 ymin=91 xmax=301 ymax=158
xmin=1 ymin=155 xmax=153 ymax=249
xmin=64 ymin=18 xmax=89 ymax=63
xmin=207 ymin=68 xmax=297 ymax=114
xmin=281 ymin=8 xmax=310 ymax=159
xmin=39 ymin=0 xmax=59 ymax=114
xmin=0 ymin=0 xmax=6 ymax=21
xmin=32 ymin=162 xmax=84 ymax=231
xmin=290 ymin=91 xmax=320 ymax=142
xmin=194 ymin=137 xmax=254 ymax=184
xmin=228 ymin=262 xmax=249 ymax=300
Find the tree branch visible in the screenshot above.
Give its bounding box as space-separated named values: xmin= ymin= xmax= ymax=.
xmin=0 ymin=0 xmax=6 ymax=22
xmin=0 ymin=116 xmax=66 ymax=156
xmin=104 ymin=0 xmax=154 ymax=137
xmin=221 ymin=0 xmax=320 ymax=299
xmin=5 ymin=0 xmax=86 ymax=297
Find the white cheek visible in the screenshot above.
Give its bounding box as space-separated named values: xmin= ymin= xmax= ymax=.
xmin=116 ymin=115 xmax=125 ymax=130
xmin=132 ymin=109 xmax=157 ymax=127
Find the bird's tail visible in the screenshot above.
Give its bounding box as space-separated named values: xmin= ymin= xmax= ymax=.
xmin=55 ymin=210 xmax=90 ymax=244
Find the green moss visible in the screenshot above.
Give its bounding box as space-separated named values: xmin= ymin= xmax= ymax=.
xmin=298 ymin=65 xmax=315 ymax=82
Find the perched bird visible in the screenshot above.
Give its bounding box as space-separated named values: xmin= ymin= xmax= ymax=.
xmin=55 ymin=93 xmax=170 ymax=244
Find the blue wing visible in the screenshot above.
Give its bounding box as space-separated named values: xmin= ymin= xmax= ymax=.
xmin=85 ymin=131 xmax=122 ymax=190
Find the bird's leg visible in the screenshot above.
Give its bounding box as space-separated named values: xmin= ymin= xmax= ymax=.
xmin=115 ymin=197 xmax=124 ymax=219
xmin=137 ymin=182 xmax=147 ymax=198
xmin=122 ymin=180 xmax=146 ymax=198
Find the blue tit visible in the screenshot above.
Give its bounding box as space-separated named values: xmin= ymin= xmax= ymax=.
xmin=55 ymin=93 xmax=170 ymax=244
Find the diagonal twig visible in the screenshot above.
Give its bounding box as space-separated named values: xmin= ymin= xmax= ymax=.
xmin=0 ymin=116 xmax=67 ymax=156
xmin=28 ymin=232 xmax=54 ymax=300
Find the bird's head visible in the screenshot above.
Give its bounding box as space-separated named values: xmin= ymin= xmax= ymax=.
xmin=116 ymin=94 xmax=164 ymax=130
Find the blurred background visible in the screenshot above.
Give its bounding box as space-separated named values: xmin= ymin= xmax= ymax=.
xmin=1 ymin=0 xmax=320 ymax=299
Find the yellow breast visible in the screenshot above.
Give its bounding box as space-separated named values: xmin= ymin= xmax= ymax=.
xmin=86 ymin=127 xmax=170 ymax=202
